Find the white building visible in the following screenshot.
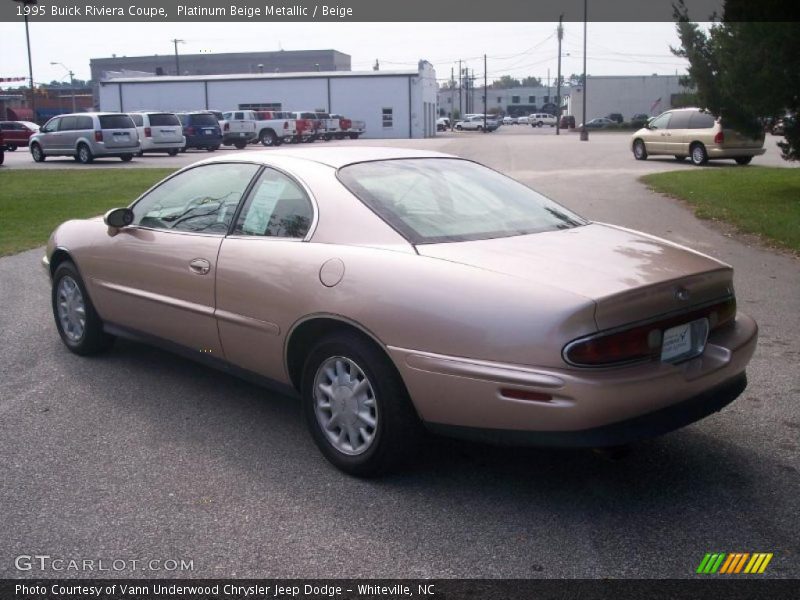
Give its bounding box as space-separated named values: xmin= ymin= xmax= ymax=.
xmin=568 ymin=75 xmax=692 ymax=122
xmin=98 ymin=61 xmax=438 ymax=139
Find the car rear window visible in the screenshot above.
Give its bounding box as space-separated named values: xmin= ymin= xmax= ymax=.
xmin=129 ymin=114 xmax=144 ymax=127
xmin=149 ymin=113 xmax=180 ymax=126
xmin=99 ymin=115 xmax=135 ymax=129
xmin=191 ymin=114 xmax=218 ymax=127
xmin=338 ymin=158 xmax=587 ymax=244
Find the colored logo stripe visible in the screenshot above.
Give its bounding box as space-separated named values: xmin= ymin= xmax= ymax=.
xmin=697 ymin=553 xmax=773 ymax=574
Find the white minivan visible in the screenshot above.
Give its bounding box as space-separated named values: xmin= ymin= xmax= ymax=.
xmin=530 ymin=113 xmax=557 ymax=127
xmin=128 ymin=112 xmax=184 ymax=156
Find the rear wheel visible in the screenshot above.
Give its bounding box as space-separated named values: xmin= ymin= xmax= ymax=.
xmin=31 ymin=143 xmax=45 ymax=162
xmin=302 ymin=332 xmax=423 ymax=477
xmin=260 ymin=130 xmax=277 ymax=146
xmin=120 ymin=154 xmax=133 ymax=162
xmin=735 ymin=156 xmax=753 ymax=165
xmin=633 ymin=139 xmax=648 ymax=160
xmin=52 ymin=261 xmax=114 ymax=356
xmin=234 ymin=140 xmax=247 ymax=150
xmin=167 ymin=149 xmax=179 ymax=156
xmin=76 ymin=143 xmax=93 ymax=164
xmin=7 ymin=145 xmax=17 ymax=151
xmin=690 ymin=142 xmax=708 ymax=166
xmin=349 ymin=133 xmax=359 ymax=139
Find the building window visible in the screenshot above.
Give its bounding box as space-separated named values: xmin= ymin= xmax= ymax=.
xmin=497 ymin=96 xmax=502 ymax=103
xmin=511 ymin=96 xmax=520 ymax=104
xmin=239 ymin=102 xmax=281 ymax=110
xmin=382 ymin=108 xmax=393 ymax=128
xmin=447 ymin=97 xmax=452 ymax=104
xmin=529 ymin=96 xmax=535 ymax=103
xmin=544 ymin=96 xmax=550 ymax=103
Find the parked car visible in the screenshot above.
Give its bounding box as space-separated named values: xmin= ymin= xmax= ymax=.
xmin=127 ymin=112 xmax=184 ymax=156
xmin=289 ymin=111 xmax=322 ymax=143
xmin=560 ymin=115 xmax=576 ymax=129
xmin=175 ymin=112 xmax=222 ymax=152
xmin=220 ymin=110 xmax=258 ymax=148
xmin=630 ymin=113 xmax=650 ymax=128
xmin=29 ymin=112 xmax=140 ymax=164
xmin=332 ymin=114 xmax=365 ymax=139
xmin=0 ymin=130 xmax=4 ymax=165
xmin=530 ymin=113 xmax=557 ymax=128
xmin=455 ymin=115 xmax=498 ymax=132
xmin=437 ymin=117 xmax=451 ymax=131
xmin=502 ymin=116 xmax=515 ymax=125
xmin=1 ymin=120 xmax=39 ymax=150
xmin=516 ymin=115 xmax=530 ymax=125
xmin=253 ymin=111 xmax=299 ymax=146
xmin=42 ymin=147 xmax=757 ymax=476
xmin=607 ymin=113 xmax=624 ymax=124
xmin=581 ymin=117 xmax=615 ymax=129
xmin=631 ymin=108 xmax=766 ymax=166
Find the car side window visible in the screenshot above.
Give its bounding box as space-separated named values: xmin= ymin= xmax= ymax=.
xmin=688 ymin=111 xmax=716 ymax=129
xmin=132 ymin=163 xmax=261 ymax=234
xmin=76 ymin=116 xmax=93 ymax=130
xmin=41 ymin=118 xmax=60 ymax=133
xmin=233 ymin=168 xmax=314 ymax=239
xmin=649 ymin=113 xmax=671 ymax=130
xmin=667 ymin=111 xmax=691 ymax=129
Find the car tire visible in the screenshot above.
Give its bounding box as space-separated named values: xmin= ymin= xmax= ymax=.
xmin=120 ymin=154 xmax=133 ymax=162
xmin=31 ymin=143 xmax=46 ymax=162
xmin=349 ymin=133 xmax=359 ymax=140
xmin=301 ymin=331 xmax=423 ymax=477
xmin=180 ymin=146 xmax=187 ymax=153
xmin=335 ymin=133 xmax=345 ymax=140
xmin=0 ymin=150 xmax=3 ymax=165
xmin=455 ymin=125 xmax=462 ymax=131
xmin=167 ymin=149 xmax=179 ymax=156
xmin=76 ymin=143 xmax=93 ymax=164
xmin=52 ymin=261 xmax=114 ymax=356
xmin=477 ymin=125 xmax=483 ymax=132
xmin=260 ymin=130 xmax=277 ymax=147
xmin=7 ymin=145 xmax=17 ymax=151
xmin=234 ymin=140 xmax=247 ymax=149
xmin=136 ymin=150 xmax=144 ymax=157
xmin=674 ymin=155 xmax=687 ymax=161
xmin=690 ymin=143 xmax=708 ymax=166
xmin=633 ymin=139 xmax=648 ymax=160
xmin=735 ymin=156 xmax=753 ymax=165
xmin=207 ymin=146 xmax=217 ymax=152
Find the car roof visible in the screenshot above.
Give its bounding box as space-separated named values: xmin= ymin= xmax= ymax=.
xmin=199 ymin=146 xmax=454 ymax=168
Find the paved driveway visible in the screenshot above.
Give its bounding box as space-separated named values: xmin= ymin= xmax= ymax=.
xmin=1 ymin=128 xmax=798 ymax=579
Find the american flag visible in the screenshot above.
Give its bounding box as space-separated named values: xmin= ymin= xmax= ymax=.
xmin=650 ymin=97 xmax=662 ymax=113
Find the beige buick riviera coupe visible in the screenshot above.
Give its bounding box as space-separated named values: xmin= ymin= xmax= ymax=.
xmin=44 ymin=148 xmax=758 ymax=475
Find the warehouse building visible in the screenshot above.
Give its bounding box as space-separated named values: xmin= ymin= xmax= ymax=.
xmin=98 ymin=61 xmax=438 ymax=139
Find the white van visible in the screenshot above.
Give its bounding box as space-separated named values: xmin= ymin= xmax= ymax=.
xmin=530 ymin=113 xmax=557 ymax=127
xmin=128 ymin=112 xmax=184 ymax=155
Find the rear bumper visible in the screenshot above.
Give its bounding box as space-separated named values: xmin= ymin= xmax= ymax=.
xmin=141 ymin=138 xmax=185 ymax=151
xmin=389 ymin=313 xmax=757 ymax=442
xmin=707 ymin=146 xmax=766 ymax=158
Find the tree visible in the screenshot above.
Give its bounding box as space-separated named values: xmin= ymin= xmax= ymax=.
xmin=566 ymin=73 xmax=585 ymax=87
xmin=520 ymin=76 xmax=543 ymax=87
xmin=672 ymin=0 xmax=800 ymax=160
xmin=491 ymin=75 xmax=521 ymax=89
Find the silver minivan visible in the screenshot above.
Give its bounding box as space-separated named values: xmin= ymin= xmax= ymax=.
xmin=30 ymin=112 xmax=140 ymax=164
xmin=128 ymin=112 xmax=184 ymax=156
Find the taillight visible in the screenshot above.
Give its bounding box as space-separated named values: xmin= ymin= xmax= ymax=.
xmin=224 ymin=123 xmax=229 ymax=132
xmin=185 ymin=126 xmax=195 ymax=135
xmin=564 ymin=297 xmax=736 ymax=367
xmin=144 ymin=127 xmax=152 ymax=138
xmin=94 ymin=130 xmax=103 ymax=142
xmin=283 ymin=121 xmax=288 ymax=130
xmin=714 ymin=130 xmax=724 ymax=144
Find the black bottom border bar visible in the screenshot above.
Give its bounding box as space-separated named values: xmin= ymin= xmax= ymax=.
xmin=3 ymin=579 xmax=799 ymax=600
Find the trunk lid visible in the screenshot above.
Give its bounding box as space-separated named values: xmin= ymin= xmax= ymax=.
xmin=417 ymin=223 xmax=734 ymax=330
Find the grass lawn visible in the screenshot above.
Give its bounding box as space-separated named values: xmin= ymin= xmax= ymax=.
xmin=0 ymin=169 xmax=175 ymax=256
xmin=641 ymin=167 xmax=800 ymax=253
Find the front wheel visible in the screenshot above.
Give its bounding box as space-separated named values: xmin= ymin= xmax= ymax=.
xmin=31 ymin=143 xmax=46 ymax=162
xmin=260 ymin=130 xmax=277 ymax=147
xmin=52 ymin=261 xmax=114 ymax=355
xmin=120 ymin=154 xmax=133 ymax=162
xmin=167 ymin=149 xmax=179 ymax=156
xmin=7 ymin=145 xmax=17 ymax=151
xmin=633 ymin=139 xmax=648 ymax=160
xmin=735 ymin=156 xmax=753 ymax=165
xmin=690 ymin=143 xmax=708 ymax=166
xmin=301 ymin=332 xmax=422 ymax=477
xmin=76 ymin=144 xmax=93 ymax=164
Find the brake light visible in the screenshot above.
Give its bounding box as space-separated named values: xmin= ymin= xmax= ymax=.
xmin=714 ymin=130 xmax=724 ymax=144
xmin=564 ymin=297 xmax=736 ymax=367
xmin=94 ymin=130 xmax=103 ymax=142
xmin=283 ymin=121 xmax=288 ymax=130
xmin=144 ymin=127 xmax=152 ymax=138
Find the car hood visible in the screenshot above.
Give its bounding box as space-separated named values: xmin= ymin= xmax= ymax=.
xmin=417 ymin=223 xmax=733 ymax=329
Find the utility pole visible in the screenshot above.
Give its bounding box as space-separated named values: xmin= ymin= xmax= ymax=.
xmin=171 ymin=38 xmax=185 ymax=76
xmin=580 ymin=0 xmax=589 ymax=141
xmin=458 ymin=60 xmax=462 ymax=118
xmin=556 ymin=14 xmax=563 ymax=135
xmin=14 ymin=0 xmax=38 ymax=122
xmin=483 ymin=54 xmax=487 ymax=132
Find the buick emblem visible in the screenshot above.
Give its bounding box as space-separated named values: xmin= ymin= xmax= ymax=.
xmin=675 ymin=287 xmax=691 ymax=301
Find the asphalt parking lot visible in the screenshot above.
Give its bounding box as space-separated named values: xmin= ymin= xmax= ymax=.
xmin=1 ymin=126 xmax=798 ymax=579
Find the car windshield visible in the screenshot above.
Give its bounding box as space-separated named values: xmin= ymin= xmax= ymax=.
xmin=337 ymin=158 xmax=587 ymax=244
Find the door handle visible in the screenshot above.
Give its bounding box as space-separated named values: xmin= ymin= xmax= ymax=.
xmin=188 ymin=258 xmax=211 ymax=275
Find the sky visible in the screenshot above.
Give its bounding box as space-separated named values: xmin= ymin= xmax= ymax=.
xmin=0 ymin=21 xmax=693 ymax=87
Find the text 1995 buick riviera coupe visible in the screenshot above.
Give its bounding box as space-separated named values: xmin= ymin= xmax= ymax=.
xmin=44 ymin=147 xmax=757 ymax=476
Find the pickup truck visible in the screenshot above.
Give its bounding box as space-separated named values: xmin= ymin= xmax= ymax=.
xmin=221 ymin=110 xmax=258 ymax=148
xmin=455 ymin=115 xmax=499 ymax=132
xmin=253 ymin=111 xmax=298 ymax=146
xmin=289 ymin=112 xmax=322 ymax=143
xmin=330 ymin=114 xmax=365 ymax=139
xmin=313 ymin=112 xmax=341 ymax=141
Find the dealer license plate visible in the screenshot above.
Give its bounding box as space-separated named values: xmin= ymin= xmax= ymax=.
xmin=661 ymin=322 xmax=693 ymax=362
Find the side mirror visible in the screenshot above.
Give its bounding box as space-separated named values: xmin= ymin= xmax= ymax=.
xmin=104 ymin=207 xmax=134 ymax=228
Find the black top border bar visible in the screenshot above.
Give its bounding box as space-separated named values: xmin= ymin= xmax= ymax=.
xmin=2 ymin=0 xmax=798 ymax=22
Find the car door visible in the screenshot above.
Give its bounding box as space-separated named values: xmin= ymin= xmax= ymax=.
xmin=57 ymin=116 xmax=80 ymax=153
xmin=37 ymin=117 xmax=62 ymax=153
xmin=215 ymin=166 xmax=316 ymax=381
xmin=665 ymin=110 xmax=692 ymax=155
xmin=644 ymin=112 xmax=671 ymax=154
xmin=86 ymin=162 xmax=261 ymax=357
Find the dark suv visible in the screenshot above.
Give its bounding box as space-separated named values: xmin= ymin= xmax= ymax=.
xmin=176 ymin=112 xmax=222 ymax=152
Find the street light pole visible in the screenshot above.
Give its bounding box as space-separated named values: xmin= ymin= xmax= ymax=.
xmin=580 ymin=0 xmax=589 ymax=141
xmin=556 ymin=14 xmax=563 ymax=135
xmin=14 ymin=0 xmax=38 ymax=122
xmin=51 ymin=62 xmax=76 ymax=112
xmin=171 ymin=38 xmax=185 ymax=76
